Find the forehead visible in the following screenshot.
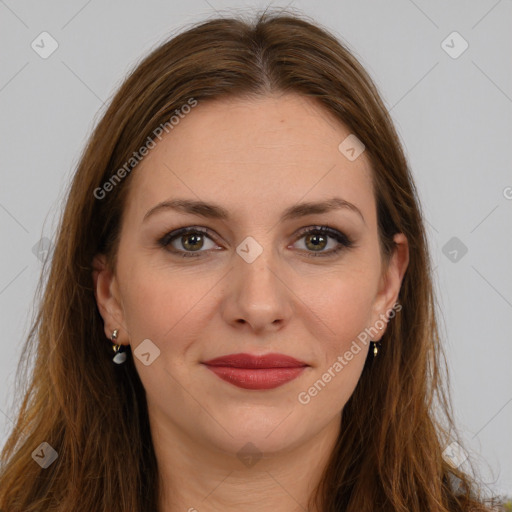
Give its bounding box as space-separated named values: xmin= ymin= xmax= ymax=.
xmin=125 ymin=93 xmax=375 ymax=225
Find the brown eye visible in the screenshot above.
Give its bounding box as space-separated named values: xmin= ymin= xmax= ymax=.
xmin=292 ymin=226 xmax=354 ymax=258
xmin=158 ymin=227 xmax=219 ymax=258
xmin=304 ymin=232 xmax=329 ymax=252
xmin=157 ymin=225 xmax=354 ymax=260
xmin=180 ymin=232 xmax=205 ymax=251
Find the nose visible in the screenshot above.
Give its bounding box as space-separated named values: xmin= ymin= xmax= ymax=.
xmin=221 ymin=245 xmax=293 ymax=335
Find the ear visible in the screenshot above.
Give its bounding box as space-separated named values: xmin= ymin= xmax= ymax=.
xmin=369 ymin=233 xmax=409 ymax=341
xmin=92 ymin=254 xmax=129 ymax=344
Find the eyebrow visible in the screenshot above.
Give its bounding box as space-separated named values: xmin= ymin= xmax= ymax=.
xmin=143 ymin=197 xmax=365 ymax=224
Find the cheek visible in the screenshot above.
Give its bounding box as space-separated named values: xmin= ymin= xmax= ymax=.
xmin=300 ymin=263 xmax=380 ymax=341
xmin=293 ymin=257 xmax=380 ymax=397
xmin=298 ymin=282 xmax=374 ymax=412
xmin=117 ymin=257 xmax=219 ymax=346
xmin=316 ymin=286 xmax=374 ymax=364
xmin=117 ymin=229 xmax=381 ymax=355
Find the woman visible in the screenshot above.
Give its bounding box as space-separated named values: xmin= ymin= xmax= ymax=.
xmin=0 ymin=10 xmax=498 ymax=512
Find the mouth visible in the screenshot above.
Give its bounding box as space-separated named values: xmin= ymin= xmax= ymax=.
xmin=201 ymin=352 xmax=309 ymax=390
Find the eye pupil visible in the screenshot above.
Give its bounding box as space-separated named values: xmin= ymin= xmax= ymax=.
xmin=305 ymin=233 xmax=327 ymax=251
xmin=182 ymin=233 xmax=203 ymax=251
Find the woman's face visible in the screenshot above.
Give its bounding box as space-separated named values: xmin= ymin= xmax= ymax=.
xmin=94 ymin=93 xmax=408 ymax=457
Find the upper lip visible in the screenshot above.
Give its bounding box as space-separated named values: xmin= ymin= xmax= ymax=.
xmin=202 ymin=353 xmax=308 ymax=369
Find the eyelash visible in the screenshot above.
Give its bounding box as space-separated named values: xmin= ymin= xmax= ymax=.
xmin=157 ymin=225 xmax=355 ymax=259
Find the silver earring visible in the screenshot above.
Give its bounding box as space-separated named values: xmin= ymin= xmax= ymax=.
xmin=111 ymin=329 xmax=127 ymax=364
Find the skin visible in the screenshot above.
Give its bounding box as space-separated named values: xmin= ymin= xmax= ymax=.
xmin=93 ymin=93 xmax=409 ymax=512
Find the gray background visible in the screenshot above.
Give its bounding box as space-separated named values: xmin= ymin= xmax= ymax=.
xmin=1 ymin=0 xmax=511 ymax=499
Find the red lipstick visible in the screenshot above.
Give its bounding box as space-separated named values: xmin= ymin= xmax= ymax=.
xmin=202 ymin=353 xmax=308 ymax=390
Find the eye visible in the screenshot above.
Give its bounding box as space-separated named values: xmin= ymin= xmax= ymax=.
xmin=157 ymin=227 xmax=220 ymax=258
xmin=291 ymin=226 xmax=355 ymax=258
xmin=157 ymin=225 xmax=355 ymax=259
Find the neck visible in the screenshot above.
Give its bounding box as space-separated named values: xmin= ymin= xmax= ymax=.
xmin=152 ymin=413 xmax=340 ymax=512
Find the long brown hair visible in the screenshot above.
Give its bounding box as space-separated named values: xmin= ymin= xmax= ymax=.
xmin=0 ymin=9 xmax=498 ymax=511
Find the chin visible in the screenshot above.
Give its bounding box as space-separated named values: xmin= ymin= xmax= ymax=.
xmin=204 ymin=416 xmax=310 ymax=457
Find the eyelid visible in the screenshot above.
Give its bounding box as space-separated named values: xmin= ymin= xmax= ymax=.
xmin=292 ymin=224 xmax=353 ymax=245
xmin=157 ymin=224 xmax=355 ymax=258
xmin=157 ymin=226 xmax=215 ymax=247
xmin=290 ymin=225 xmax=355 ymax=258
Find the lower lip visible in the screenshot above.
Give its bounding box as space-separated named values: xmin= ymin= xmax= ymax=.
xmin=203 ymin=365 xmax=307 ymax=390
